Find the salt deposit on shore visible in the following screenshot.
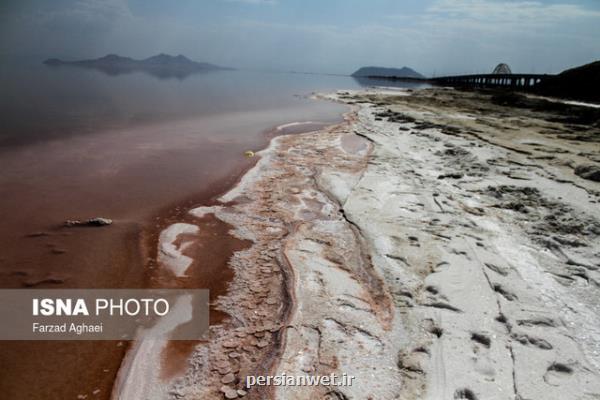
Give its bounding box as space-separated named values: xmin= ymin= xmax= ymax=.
xmin=158 ymin=223 xmax=199 ymax=277
xmin=114 ymin=87 xmax=600 ymax=399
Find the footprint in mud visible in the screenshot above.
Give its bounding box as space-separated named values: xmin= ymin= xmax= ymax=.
xmin=386 ymin=253 xmax=410 ymax=266
xmin=425 ymin=285 xmax=440 ymax=295
xmin=433 ymin=261 xmax=450 ymax=273
xmin=516 ymin=317 xmax=559 ymax=328
xmin=421 ymin=284 xmax=463 ymax=312
xmin=470 ymin=332 xmax=496 ymax=378
xmin=450 ymin=248 xmax=471 ymax=259
xmin=397 ymin=349 xmax=425 ymax=376
xmin=422 ymin=300 xmax=462 ymax=313
xmin=543 ymin=362 xmax=575 ymax=386
xmin=471 ymin=332 xmax=491 ymax=348
xmin=495 ymin=313 xmax=512 ymax=333
xmin=423 ymin=318 xmax=443 ymax=338
xmin=511 ymin=332 xmax=553 ymax=350
xmin=484 ymin=262 xmax=509 ymax=276
xmin=408 ymin=235 xmax=420 ymax=247
xmin=492 ymin=283 xmax=518 ymax=301
xmin=454 ymin=388 xmax=478 ymax=400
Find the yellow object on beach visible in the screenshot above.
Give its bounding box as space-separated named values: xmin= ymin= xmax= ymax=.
xmin=244 ymin=150 xmax=255 ymax=158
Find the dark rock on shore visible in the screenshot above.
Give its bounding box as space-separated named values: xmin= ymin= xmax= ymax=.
xmin=376 ymin=110 xmax=416 ymax=123
xmin=64 ymin=217 xmax=113 ymax=227
xmin=438 ymin=173 xmax=464 ymax=180
xmin=574 ymin=164 xmax=600 ymax=182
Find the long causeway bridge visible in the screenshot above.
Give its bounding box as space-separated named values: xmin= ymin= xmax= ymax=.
xmin=430 ymin=73 xmax=552 ymax=89
xmin=367 ymin=63 xmax=554 ymax=90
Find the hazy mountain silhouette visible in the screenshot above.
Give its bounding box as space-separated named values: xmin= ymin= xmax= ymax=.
xmin=351 ymin=66 xmax=425 ymax=79
xmin=44 ymin=54 xmax=233 ymax=79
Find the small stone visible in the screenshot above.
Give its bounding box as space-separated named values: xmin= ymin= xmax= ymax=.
xmin=575 ymin=164 xmax=600 ymax=182
xmin=224 ymin=389 xmax=238 ymax=399
xmin=256 ymin=340 xmax=269 ymax=348
xmin=221 ymin=373 xmax=235 ymax=384
xmin=228 ymin=352 xmax=241 ymax=358
xmin=64 ymin=217 xmax=112 ymax=227
xmin=223 ymin=341 xmax=237 ymax=348
xmin=87 ymin=217 xmax=112 ymax=226
xmin=237 ymin=389 xmax=247 ymax=397
xmin=219 ymin=386 xmax=230 ymax=394
xmin=64 ymin=220 xmax=82 ymax=227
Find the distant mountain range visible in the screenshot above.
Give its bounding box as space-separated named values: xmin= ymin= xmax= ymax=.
xmin=351 ymin=66 xmax=425 ymax=79
xmin=44 ymin=54 xmax=232 ymax=79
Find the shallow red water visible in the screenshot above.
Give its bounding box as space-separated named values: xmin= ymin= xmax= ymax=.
xmin=0 ymin=111 xmax=341 ymax=399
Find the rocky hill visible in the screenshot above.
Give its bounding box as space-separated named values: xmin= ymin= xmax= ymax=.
xmin=351 ymin=66 xmax=425 ymax=79
xmin=537 ymin=60 xmax=600 ymax=102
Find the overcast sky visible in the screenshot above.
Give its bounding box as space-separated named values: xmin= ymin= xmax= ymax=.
xmin=1 ymin=0 xmax=600 ymax=75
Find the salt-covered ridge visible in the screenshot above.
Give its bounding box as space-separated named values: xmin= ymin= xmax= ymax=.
xmin=114 ymin=87 xmax=600 ymax=400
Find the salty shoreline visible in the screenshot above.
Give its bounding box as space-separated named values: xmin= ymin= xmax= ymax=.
xmin=116 ymin=87 xmax=600 ymax=399
xmin=0 ymin=97 xmax=343 ymax=399
xmin=112 ymin=118 xmax=344 ymax=400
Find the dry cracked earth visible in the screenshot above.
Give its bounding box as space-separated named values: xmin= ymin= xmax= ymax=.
xmin=117 ymin=88 xmax=600 ymax=400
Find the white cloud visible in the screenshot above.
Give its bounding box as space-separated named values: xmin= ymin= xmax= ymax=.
xmin=428 ymin=0 xmax=600 ymax=24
